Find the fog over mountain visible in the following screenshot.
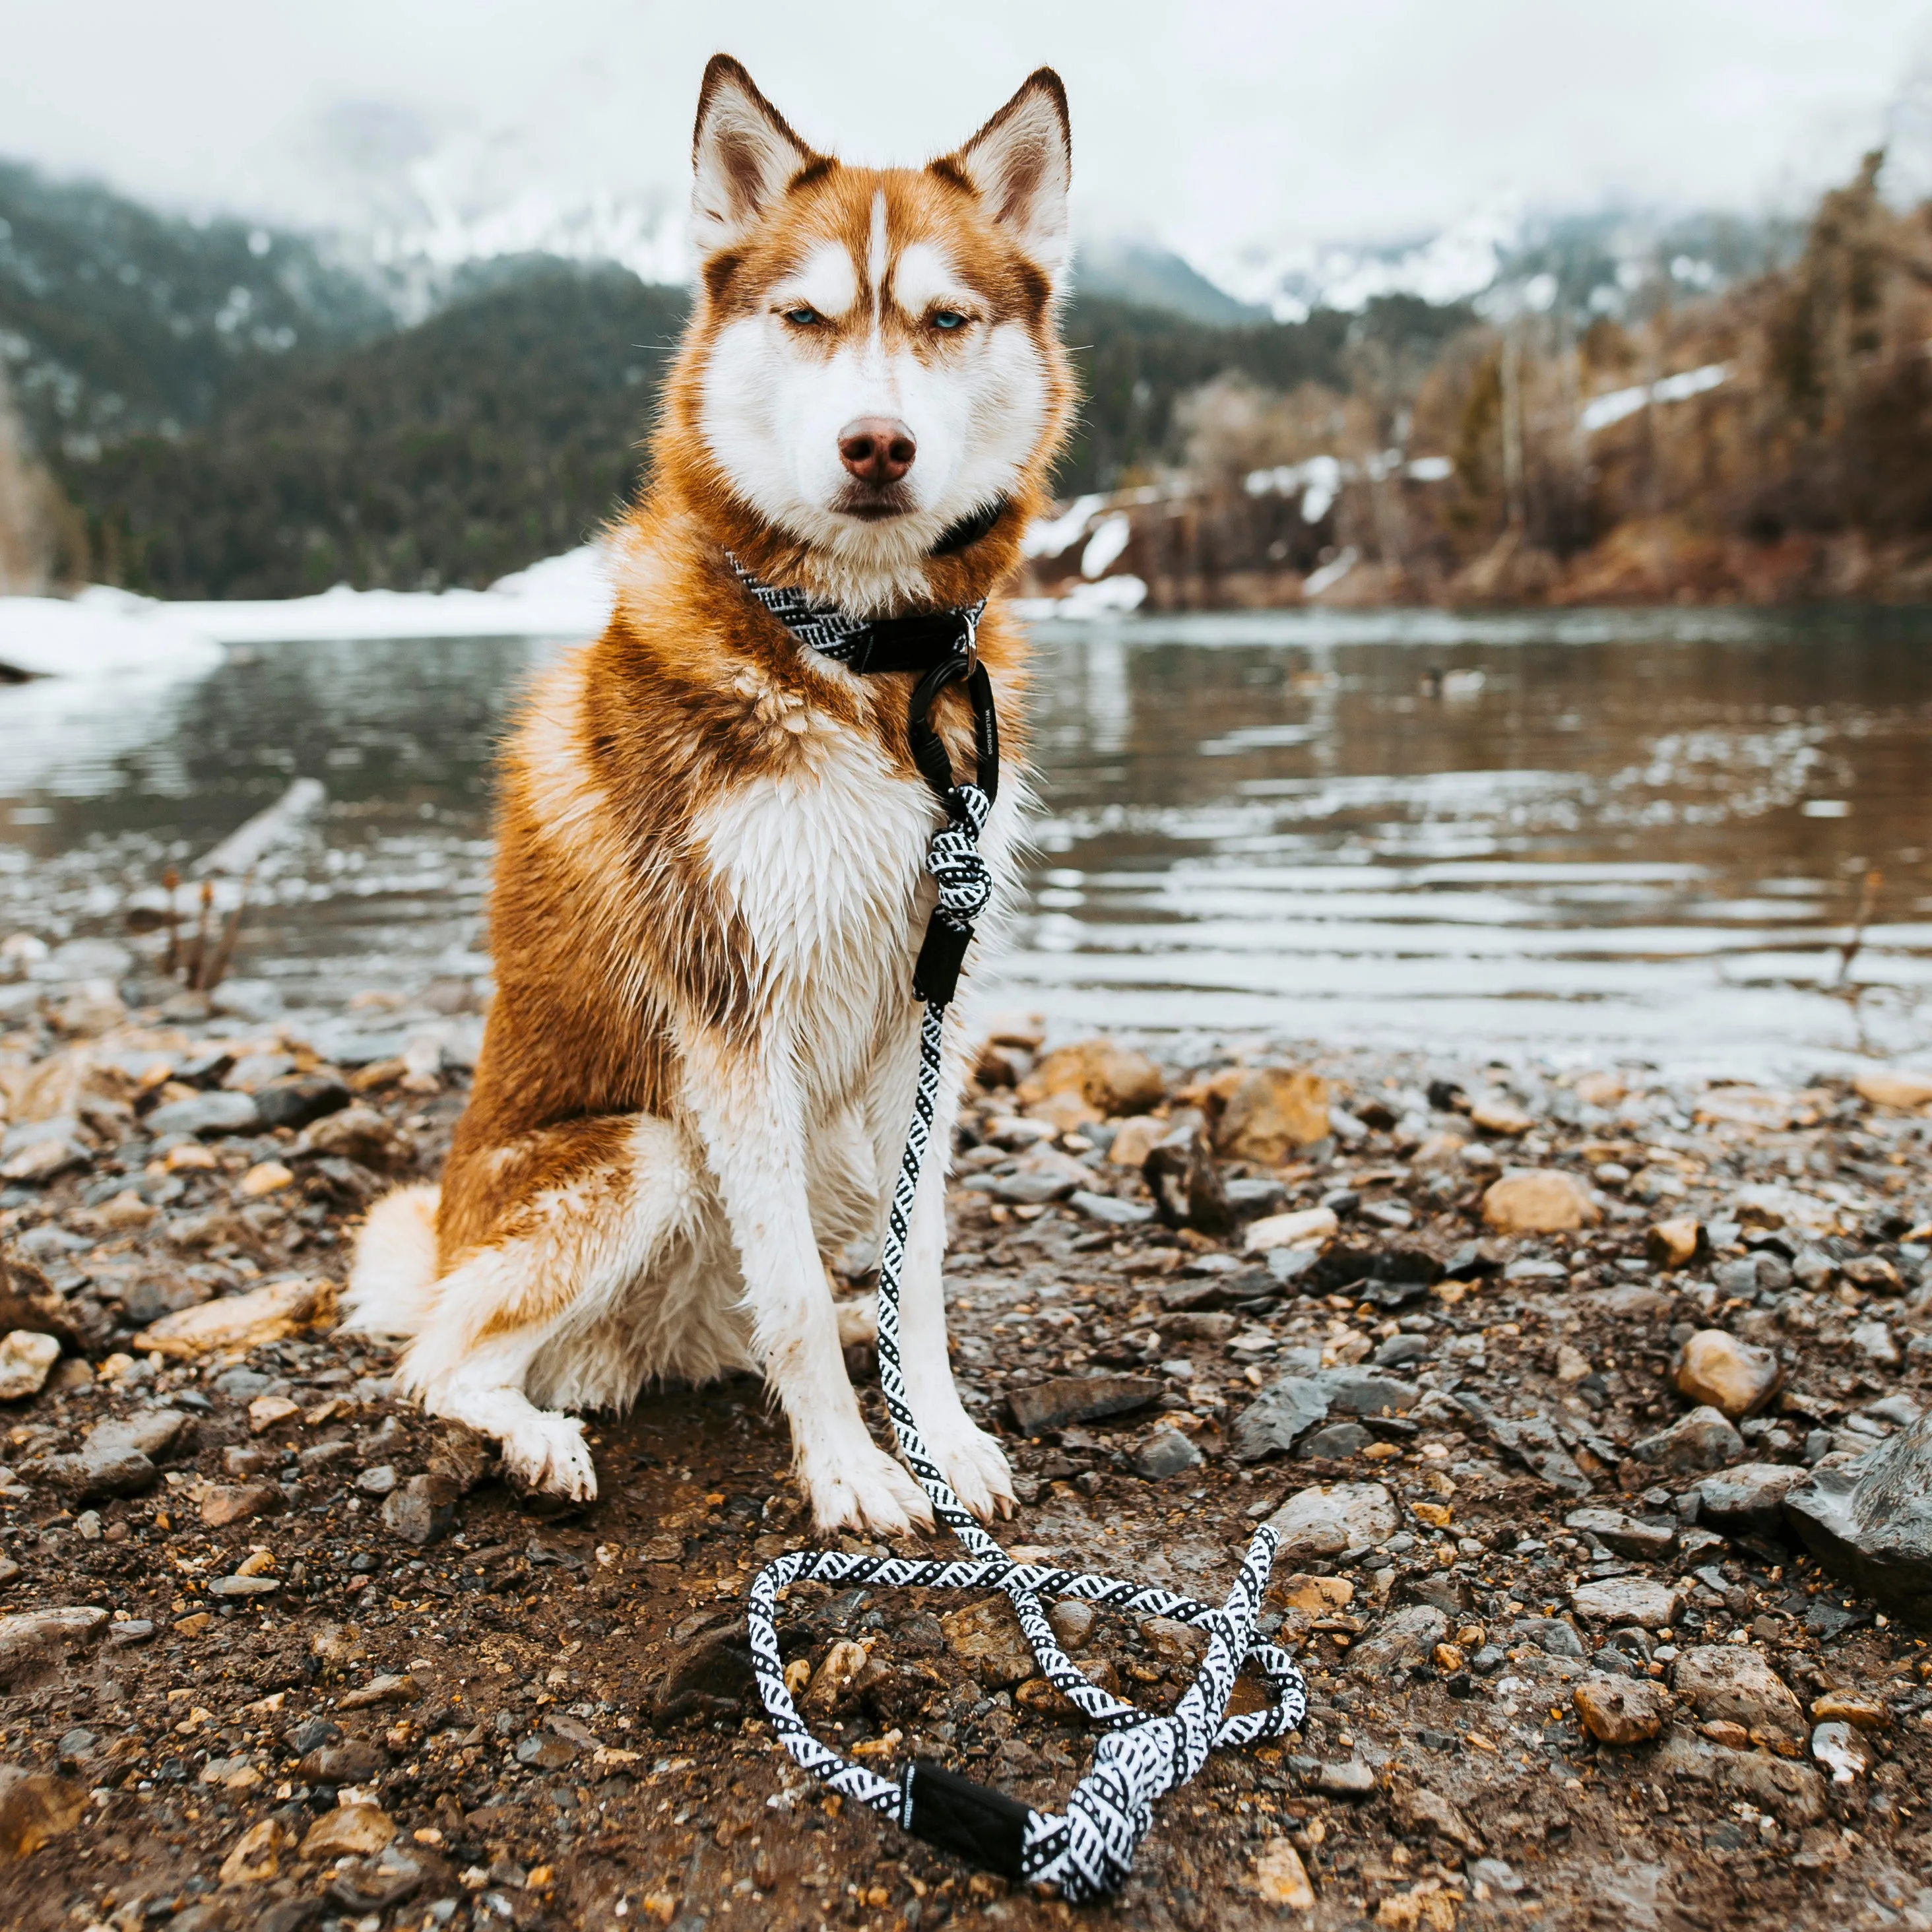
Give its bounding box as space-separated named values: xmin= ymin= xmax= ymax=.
xmin=5 ymin=0 xmax=1930 ymax=294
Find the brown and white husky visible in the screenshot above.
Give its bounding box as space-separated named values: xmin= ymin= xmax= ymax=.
xmin=342 ymin=56 xmax=1074 ymax=1533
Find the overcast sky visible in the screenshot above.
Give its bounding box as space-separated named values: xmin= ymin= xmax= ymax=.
xmin=5 ymin=0 xmax=1931 ymax=257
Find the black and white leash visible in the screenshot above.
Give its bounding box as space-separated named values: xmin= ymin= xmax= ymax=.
xmin=729 ymin=558 xmax=1308 ymax=1901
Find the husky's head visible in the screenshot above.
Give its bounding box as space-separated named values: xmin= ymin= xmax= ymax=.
xmin=663 ymin=56 xmax=1074 ymax=612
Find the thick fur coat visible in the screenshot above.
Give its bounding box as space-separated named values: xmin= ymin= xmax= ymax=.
xmin=343 ymin=56 xmax=1074 ymax=1533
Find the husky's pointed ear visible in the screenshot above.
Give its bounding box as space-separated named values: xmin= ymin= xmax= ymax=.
xmin=940 ymin=69 xmax=1072 ymax=290
xmin=691 ymin=55 xmax=822 ymax=256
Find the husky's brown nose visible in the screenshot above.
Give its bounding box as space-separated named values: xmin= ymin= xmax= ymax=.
xmin=839 ymin=416 xmax=917 ymax=484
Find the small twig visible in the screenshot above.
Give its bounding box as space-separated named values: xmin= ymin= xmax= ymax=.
xmin=202 ymin=870 xmax=251 ymax=992
xmin=160 ymin=866 xmax=179 ymax=977
xmin=1835 ymin=868 xmax=1883 ymax=988
xmin=185 ymin=880 xmax=213 ymax=990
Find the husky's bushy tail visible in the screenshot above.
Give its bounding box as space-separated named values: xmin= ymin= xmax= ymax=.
xmin=340 ymin=1185 xmax=441 ymax=1337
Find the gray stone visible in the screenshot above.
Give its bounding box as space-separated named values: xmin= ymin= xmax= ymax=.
xmin=1299 ymin=1423 xmax=1373 ymax=1459
xmin=1130 ymin=1427 xmax=1204 ymax=1480
xmin=379 ymin=1473 xmax=459 ymax=1547
xmin=1315 ymin=1758 xmax=1377 ymax=1797
xmin=1691 ymin=1462 xmax=1807 ymax=1537
xmin=144 ymin=1089 xmax=261 ymax=1138
xmin=1720 ymin=1751 xmax=1824 ymax=1824
xmin=1514 ymin=1617 xmax=1585 ymax=1659
xmin=1314 ymin=1367 xmax=1421 ymax=1416
xmin=1231 ymin=1375 xmax=1331 ymax=1461
xmin=1351 ymin=1605 xmax=1448 ymax=1672
xmin=1570 ymin=1577 xmax=1685 ymax=1628
xmin=355 ymin=1465 xmax=399 ymax=1497
xmin=1671 ymin=1646 xmax=1806 ymax=1739
xmin=1266 ymin=1481 xmax=1398 ymax=1557
xmin=1223 ymin=1176 xmax=1288 ymax=1219
xmin=1143 ymin=1125 xmax=1233 ymax=1236
xmin=1370 ymin=1333 xmax=1430 ymax=1368
xmin=1564 ymin=1506 xmax=1676 ymax=1560
xmin=1066 ymin=1189 xmax=1154 ymax=1227
xmin=515 ymin=1731 xmax=579 ymax=1770
xmin=1630 ymin=1405 xmax=1745 ymax=1475
xmin=49 ymin=1406 xmax=194 ymax=1500
xmin=1009 ymin=1375 xmax=1161 ymax=1436
xmin=1783 ymin=1407 xmax=1932 ymax=1621
xmin=0 ymin=1607 xmax=108 ymax=1683
xmin=253 ymin=1074 xmax=351 ymax=1133
xmin=208 ymin=1575 xmax=278 ymax=1598
xmin=1477 ymin=1408 xmax=1591 ymax=1497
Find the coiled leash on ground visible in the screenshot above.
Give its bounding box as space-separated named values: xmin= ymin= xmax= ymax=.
xmin=730 ymin=558 xmax=1310 ymax=1901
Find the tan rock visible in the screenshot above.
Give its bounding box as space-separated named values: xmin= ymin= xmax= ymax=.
xmin=218 ymin=1815 xmax=290 ymax=1885
xmin=300 ymin=1803 xmax=395 ymax=1859
xmin=1468 ymin=1093 xmax=1534 ymax=1136
xmin=1812 ymin=1690 xmax=1889 ymax=1730
xmin=1671 ymin=1646 xmax=1806 ymax=1741
xmin=1696 ymin=1086 xmax=1805 ymax=1131
xmin=0 ymin=1766 xmax=87 ymax=1859
xmin=247 ymin=1394 xmax=301 ymax=1434
xmin=1480 ymin=1169 xmax=1599 ymax=1233
xmin=90 ymin=1190 xmax=156 ymax=1232
xmin=1408 ymin=1132 xmax=1469 ymax=1172
xmin=1554 ymin=1343 xmax=1592 ymax=1384
xmin=1389 ymin=1778 xmax=1483 ymax=1853
xmin=1242 ymin=1206 xmax=1338 ymax=1254
xmin=1853 ymin=1068 xmax=1932 ymax=1111
xmin=1107 ymin=1116 xmax=1167 ymax=1169
xmin=0 ymin=1332 xmax=59 ymax=1402
xmin=1573 ymin=1675 xmax=1670 ymax=1744
xmin=941 ymin=1597 xmax=1036 ymax=1687
xmin=1673 ymin=1329 xmax=1783 ymax=1420
xmin=133 ymin=1278 xmax=323 ymax=1361
xmin=1647 ymin=1217 xmax=1702 ymax=1269
xmin=1213 ymin=1067 xmax=1332 ymax=1164
xmin=1701 ymin=1719 xmax=1751 ymax=1749
xmin=239 ymin=1160 xmax=294 ymax=1198
xmin=199 ymin=1482 xmax=282 ymax=1529
xmin=803 ymin=1640 xmax=870 ymax=1716
xmin=1574 ymin=1072 xmax=1626 ymax=1109
xmin=1251 ymin=1838 xmax=1315 ymax=1910
xmin=1027 ymin=1089 xmax=1103 ymax=1132
xmin=1273 ymin=1574 xmax=1354 ymax=1615
xmin=1374 ymin=1882 xmax=1458 ymax=1930
xmin=1017 ymin=1039 xmax=1165 ymax=1120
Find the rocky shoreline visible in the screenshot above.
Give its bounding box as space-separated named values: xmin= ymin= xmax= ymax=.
xmin=0 ymin=946 xmax=1925 ymax=1927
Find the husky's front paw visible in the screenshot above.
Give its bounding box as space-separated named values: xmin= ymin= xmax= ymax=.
xmin=918 ymin=1408 xmax=1016 ymax=1524
xmin=800 ymin=1436 xmax=933 ymax=1537
xmin=499 ymin=1411 xmax=598 ymax=1501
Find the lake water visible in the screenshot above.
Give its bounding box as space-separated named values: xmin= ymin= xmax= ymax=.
xmin=1 ymin=604 xmax=1928 ymax=1076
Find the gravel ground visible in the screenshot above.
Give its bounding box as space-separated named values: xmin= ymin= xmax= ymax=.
xmin=0 ymin=953 xmax=1927 ymax=1931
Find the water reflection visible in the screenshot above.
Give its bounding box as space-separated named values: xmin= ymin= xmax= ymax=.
xmin=0 ymin=608 xmax=1924 ymax=1074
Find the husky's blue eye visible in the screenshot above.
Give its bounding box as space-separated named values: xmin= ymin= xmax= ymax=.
xmin=931 ymin=309 xmax=968 ymax=331
xmin=782 ymin=306 xmax=821 ymax=327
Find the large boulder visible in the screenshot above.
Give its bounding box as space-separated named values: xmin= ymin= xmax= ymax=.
xmin=1784 ymin=1409 xmax=1932 ymax=1623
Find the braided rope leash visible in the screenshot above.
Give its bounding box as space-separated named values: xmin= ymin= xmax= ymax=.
xmin=734 ymin=562 xmax=1308 ymax=1901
